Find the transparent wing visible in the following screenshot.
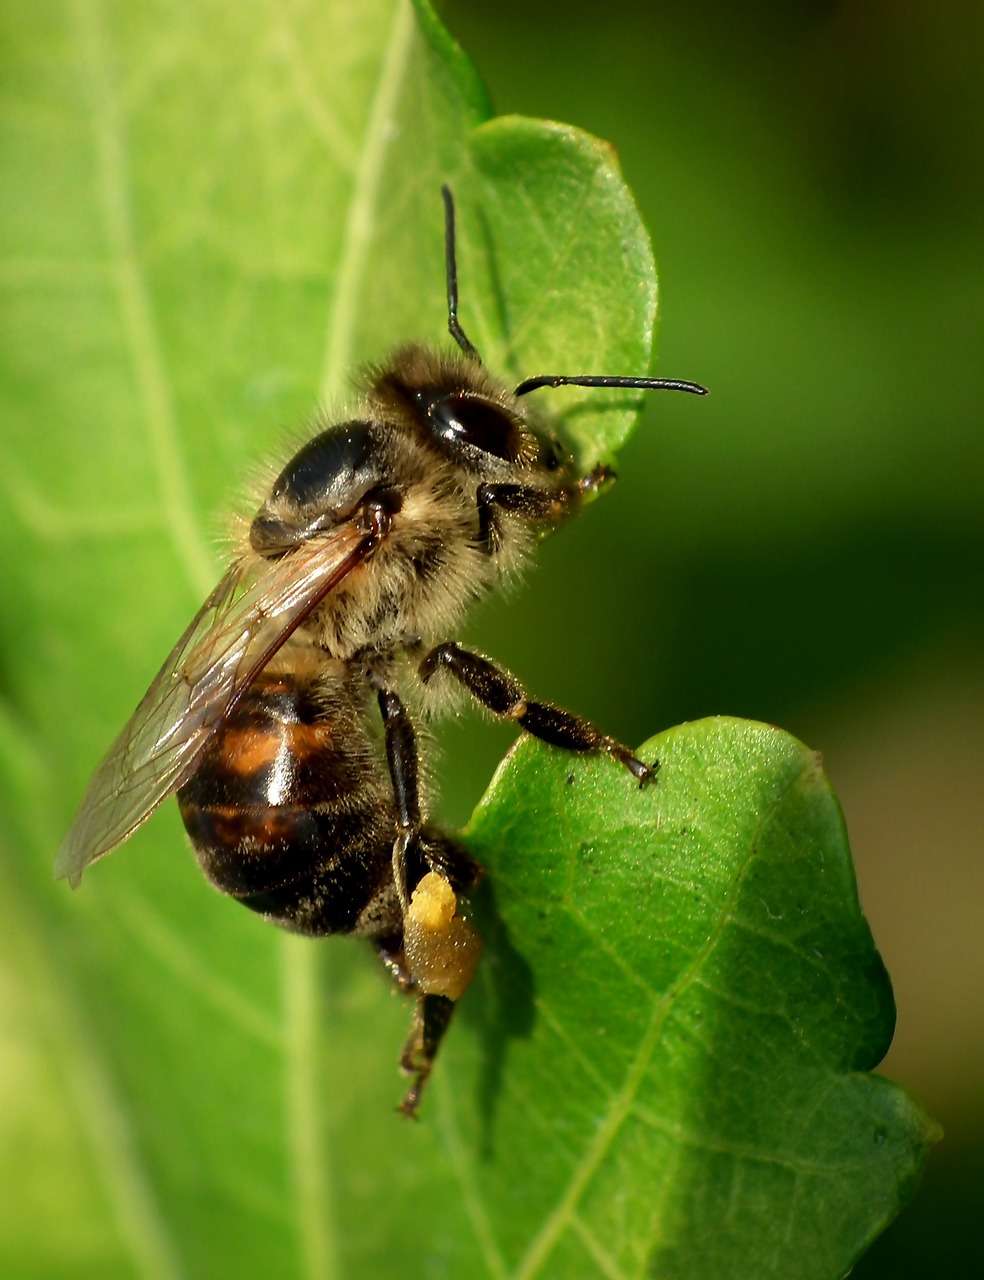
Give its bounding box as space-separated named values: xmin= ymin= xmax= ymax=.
xmin=56 ymin=521 xmax=376 ymax=887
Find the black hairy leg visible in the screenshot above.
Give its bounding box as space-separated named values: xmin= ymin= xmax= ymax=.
xmin=474 ymin=463 xmax=614 ymax=553
xmin=374 ymin=685 xmax=479 ymax=898
xmin=371 ymin=933 xmax=461 ymax=1118
xmin=375 ymin=686 xmax=422 ymax=912
xmin=419 ymin=642 xmax=656 ymax=786
xmin=373 ymin=685 xmax=483 ymax=1116
xmin=399 ymin=993 xmax=456 ymax=1118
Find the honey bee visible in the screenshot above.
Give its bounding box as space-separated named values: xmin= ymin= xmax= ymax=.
xmin=57 ymin=188 xmax=706 ymax=1113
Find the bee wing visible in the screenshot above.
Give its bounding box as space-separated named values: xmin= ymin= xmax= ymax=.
xmin=56 ymin=520 xmax=377 ymax=887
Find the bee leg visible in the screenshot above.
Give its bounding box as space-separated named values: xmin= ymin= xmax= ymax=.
xmin=419 ymin=832 xmax=483 ymax=895
xmin=476 ymin=482 xmax=573 ymax=552
xmin=420 ymin=642 xmax=657 ymax=786
xmin=375 ymin=687 xmax=424 ymax=913
xmin=373 ymin=935 xmax=416 ymax=991
xmin=374 ymin=686 xmax=481 ymax=1114
xmin=475 ymin=467 xmax=613 ymax=552
xmin=373 ymin=921 xmax=458 ymax=1116
xmin=375 ymin=688 xmax=481 ymax=894
xmin=398 ymin=993 xmax=456 ymax=1118
xmin=576 ymin=462 xmax=617 ymax=496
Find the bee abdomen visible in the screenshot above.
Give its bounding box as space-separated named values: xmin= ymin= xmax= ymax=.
xmin=177 ymin=671 xmax=399 ymax=936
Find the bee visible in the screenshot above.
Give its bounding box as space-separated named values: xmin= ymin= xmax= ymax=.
xmin=56 ymin=187 xmax=706 ymax=1114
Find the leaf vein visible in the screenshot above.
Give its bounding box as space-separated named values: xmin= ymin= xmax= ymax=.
xmin=569 ymin=1213 xmax=632 ymax=1280
xmin=632 ymin=1101 xmax=880 ymax=1176
xmin=435 ymin=1071 xmax=509 ymax=1280
xmin=318 ymin=0 xmax=416 ymax=401
xmin=283 ymin=936 xmax=341 ymax=1280
xmin=270 ymin=6 xmax=359 ymax=173
xmin=512 ymin=758 xmax=812 ymax=1277
xmin=73 ymin=0 xmax=213 ymax=596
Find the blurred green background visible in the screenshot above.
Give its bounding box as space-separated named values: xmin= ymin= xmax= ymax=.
xmin=434 ymin=0 xmax=983 ymax=1274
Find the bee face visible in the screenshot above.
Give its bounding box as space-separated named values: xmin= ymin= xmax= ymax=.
xmin=371 ymin=345 xmax=564 ymax=474
xmin=58 ymin=185 xmax=705 ymax=1115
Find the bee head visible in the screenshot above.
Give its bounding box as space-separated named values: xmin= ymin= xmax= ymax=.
xmin=371 ymin=343 xmax=568 ymax=480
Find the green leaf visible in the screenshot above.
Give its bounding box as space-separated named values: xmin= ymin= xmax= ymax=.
xmin=458 ymin=719 xmax=939 ymax=1278
xmin=0 ymin=2 xmax=931 ymax=1278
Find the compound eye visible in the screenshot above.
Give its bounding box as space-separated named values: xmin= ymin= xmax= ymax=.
xmin=430 ymin=395 xmax=522 ymax=462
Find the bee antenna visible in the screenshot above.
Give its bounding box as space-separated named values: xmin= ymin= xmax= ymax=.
xmin=514 ymin=374 xmax=709 ymax=397
xmin=442 ymin=185 xmax=482 ymax=364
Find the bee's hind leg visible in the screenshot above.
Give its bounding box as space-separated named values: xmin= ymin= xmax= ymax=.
xmin=374 ymin=686 xmax=424 ymax=912
xmin=373 ymin=934 xmax=415 ymax=991
xmin=369 ymin=934 xmax=464 ymax=1118
xmin=373 ymin=684 xmax=482 ymax=1115
xmin=373 ymin=686 xmax=482 ymax=900
xmin=398 ymin=993 xmax=456 ymax=1118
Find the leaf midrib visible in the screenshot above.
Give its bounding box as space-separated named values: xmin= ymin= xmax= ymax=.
xmin=74 ymin=0 xmax=214 ymax=598
xmin=317 ymin=0 xmax=416 ymax=405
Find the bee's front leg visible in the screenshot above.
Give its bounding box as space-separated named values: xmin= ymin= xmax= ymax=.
xmin=419 ymin=642 xmax=656 ymax=785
